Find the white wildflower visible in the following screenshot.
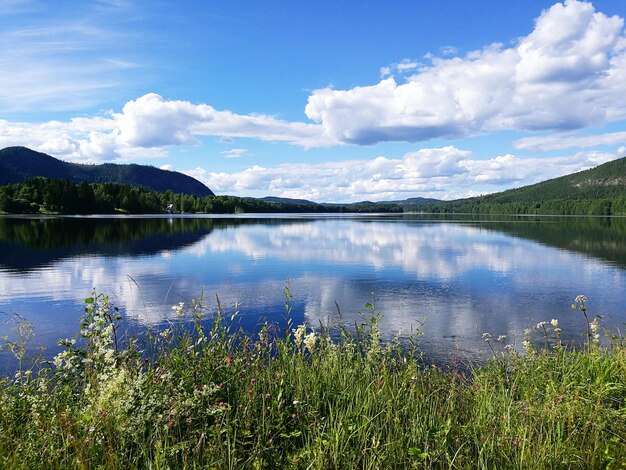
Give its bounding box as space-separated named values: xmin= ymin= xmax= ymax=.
xmin=53 ymin=350 xmax=75 ymax=370
xmin=53 ymin=353 xmax=63 ymax=369
xmin=497 ymin=335 xmax=507 ymax=344
xmin=171 ymin=302 xmax=184 ymax=316
xmin=550 ymin=319 xmax=559 ymax=328
xmin=575 ymin=295 xmax=587 ymax=304
xmin=303 ymin=331 xmax=317 ymax=353
xmin=103 ymin=348 xmax=116 ymax=366
xmin=482 ymin=333 xmax=492 ymax=342
xmin=523 ymin=328 xmax=534 ymax=355
xmin=293 ymin=324 xmax=306 ymax=348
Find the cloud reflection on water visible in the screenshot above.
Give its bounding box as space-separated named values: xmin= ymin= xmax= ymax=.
xmin=0 ymin=217 xmax=624 ymax=364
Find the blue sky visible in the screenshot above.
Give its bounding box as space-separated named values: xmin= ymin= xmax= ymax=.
xmin=1 ymin=0 xmax=626 ymax=202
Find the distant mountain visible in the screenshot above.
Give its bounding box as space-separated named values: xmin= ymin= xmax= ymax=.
xmin=378 ymin=197 xmax=441 ymax=206
xmin=260 ymin=196 xmax=317 ymax=206
xmin=0 ymin=146 xmax=214 ymax=196
xmin=260 ymin=195 xmax=442 ymax=207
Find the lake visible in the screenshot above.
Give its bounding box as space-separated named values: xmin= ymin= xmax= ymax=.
xmin=1 ymin=213 xmax=625 ymax=370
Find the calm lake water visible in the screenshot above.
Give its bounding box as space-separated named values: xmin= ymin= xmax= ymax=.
xmin=1 ymin=214 xmax=625 ymax=370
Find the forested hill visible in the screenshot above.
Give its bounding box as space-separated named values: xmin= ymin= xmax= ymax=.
xmin=0 ymin=147 xmax=214 ymax=196
xmin=428 ymin=156 xmax=626 ymax=215
xmin=478 ymin=157 xmax=626 ymax=203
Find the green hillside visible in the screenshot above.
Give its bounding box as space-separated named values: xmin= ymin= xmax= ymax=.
xmin=0 ymin=146 xmax=214 ymax=196
xmin=480 ymin=157 xmax=626 ymax=203
xmin=428 ymin=156 xmax=626 ymax=215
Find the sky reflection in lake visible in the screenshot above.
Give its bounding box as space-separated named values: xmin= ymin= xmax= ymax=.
xmin=0 ymin=215 xmax=625 ymax=368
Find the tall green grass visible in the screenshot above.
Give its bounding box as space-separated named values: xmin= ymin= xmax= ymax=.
xmin=0 ymin=290 xmax=624 ymax=468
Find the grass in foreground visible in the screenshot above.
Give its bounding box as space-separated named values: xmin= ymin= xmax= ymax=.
xmin=0 ymin=292 xmax=624 ymax=469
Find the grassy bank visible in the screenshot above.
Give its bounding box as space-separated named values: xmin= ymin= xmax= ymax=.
xmin=1 ymin=292 xmax=625 ymax=469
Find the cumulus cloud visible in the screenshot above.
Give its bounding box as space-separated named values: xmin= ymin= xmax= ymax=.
xmin=0 ymin=93 xmax=333 ymax=161
xmin=305 ymin=0 xmax=626 ymax=144
xmin=110 ymin=94 xmax=330 ymax=150
xmin=0 ymin=116 xmax=119 ymax=161
xmin=182 ymin=146 xmax=619 ymax=202
xmin=115 ymin=94 xmax=331 ymax=148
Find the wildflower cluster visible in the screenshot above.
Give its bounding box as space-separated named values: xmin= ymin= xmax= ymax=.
xmin=482 ymin=332 xmax=513 ymax=365
xmin=519 ymin=295 xmax=604 ymax=354
xmin=521 ymin=319 xmax=562 ymax=353
xmin=0 ymin=290 xmax=623 ymax=469
xmin=291 ymin=323 xmax=318 ymax=354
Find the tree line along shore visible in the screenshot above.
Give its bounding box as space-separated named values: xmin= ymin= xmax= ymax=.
xmin=2 ymin=177 xmax=626 ymax=216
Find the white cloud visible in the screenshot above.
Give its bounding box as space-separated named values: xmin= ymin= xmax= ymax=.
xmin=115 ymin=94 xmax=204 ymax=147
xmin=440 ymin=46 xmax=458 ymax=56
xmin=396 ymin=59 xmax=419 ymax=72
xmin=220 ymin=148 xmax=248 ymax=158
xmin=182 ymin=146 xmax=620 ymax=202
xmin=514 ymin=130 xmax=626 ymax=151
xmin=0 ymin=93 xmax=332 ymax=161
xmin=305 ymin=0 xmax=626 ymax=144
xmin=116 ymin=93 xmax=331 ymax=149
xmin=380 ymin=59 xmax=423 ymax=79
xmin=0 ymin=116 xmax=118 ymax=161
xmin=461 ymin=151 xmax=612 ymax=186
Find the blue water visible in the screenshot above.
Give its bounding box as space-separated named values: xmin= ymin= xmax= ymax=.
xmin=0 ymin=214 xmax=624 ymax=369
